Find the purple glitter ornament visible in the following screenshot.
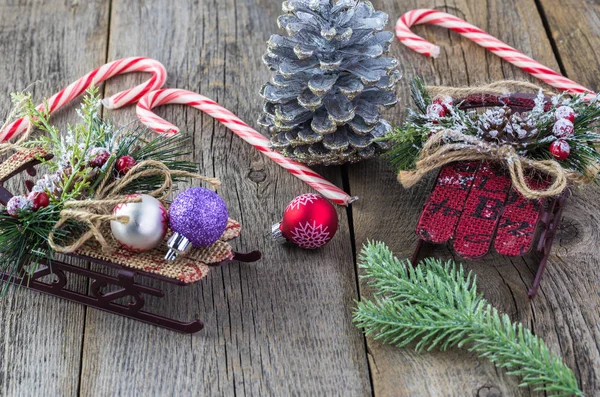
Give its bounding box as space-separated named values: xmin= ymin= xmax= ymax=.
xmin=165 ymin=187 xmax=229 ymax=261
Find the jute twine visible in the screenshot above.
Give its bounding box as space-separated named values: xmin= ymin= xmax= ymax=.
xmin=399 ymin=81 xmax=598 ymax=199
xmin=426 ymin=80 xmax=557 ymax=98
xmin=49 ymin=159 xmax=221 ymax=253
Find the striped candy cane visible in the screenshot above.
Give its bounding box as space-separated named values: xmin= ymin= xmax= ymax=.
xmin=396 ymin=9 xmax=595 ymax=95
xmin=1 ymin=57 xmax=167 ymax=142
xmin=137 ymin=89 xmax=355 ymax=206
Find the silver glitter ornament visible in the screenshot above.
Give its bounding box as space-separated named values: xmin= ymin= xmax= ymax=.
xmin=110 ymin=194 xmax=168 ymax=252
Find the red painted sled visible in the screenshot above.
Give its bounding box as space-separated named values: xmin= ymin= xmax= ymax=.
xmin=411 ymin=93 xmax=567 ymax=298
xmin=0 ymin=150 xmax=260 ymax=333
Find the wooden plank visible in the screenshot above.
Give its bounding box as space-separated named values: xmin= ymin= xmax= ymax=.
xmin=0 ymin=1 xmax=109 ymax=396
xmin=78 ymin=1 xmax=371 ymax=395
xmin=524 ymin=0 xmax=600 ymax=393
xmin=350 ymin=0 xmax=573 ymax=395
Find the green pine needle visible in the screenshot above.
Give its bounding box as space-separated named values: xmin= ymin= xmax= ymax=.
xmin=409 ymin=76 xmax=431 ymax=114
xmin=353 ymin=242 xmax=582 ymax=396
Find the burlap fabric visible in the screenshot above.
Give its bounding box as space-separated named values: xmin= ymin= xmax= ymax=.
xmin=76 ymin=218 xmax=242 ymax=283
xmin=0 ymin=148 xmax=50 ymax=183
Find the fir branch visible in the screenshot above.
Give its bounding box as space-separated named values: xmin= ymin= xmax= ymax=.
xmin=108 ymin=129 xmax=198 ymax=195
xmin=0 ymin=204 xmax=65 ymax=296
xmin=354 ymin=242 xmax=582 ymax=396
xmin=384 ymin=124 xmax=424 ymax=171
xmin=410 ymin=77 xmax=431 ymax=114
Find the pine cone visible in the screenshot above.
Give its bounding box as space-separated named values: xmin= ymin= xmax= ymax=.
xmin=258 ymin=0 xmax=400 ymax=166
xmin=477 ymin=107 xmax=511 ymax=141
xmin=504 ymin=111 xmax=539 ymax=143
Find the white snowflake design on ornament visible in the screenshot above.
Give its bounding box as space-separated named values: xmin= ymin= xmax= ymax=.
xmin=290 ymin=221 xmax=331 ymax=249
xmin=285 ymin=193 xmax=321 ymax=212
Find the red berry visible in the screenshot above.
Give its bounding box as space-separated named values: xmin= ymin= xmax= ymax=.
xmin=554 ymin=106 xmax=576 ymax=123
xmin=427 ymin=103 xmax=446 ymax=118
xmin=552 ymin=119 xmax=574 ymax=138
xmin=6 ymin=195 xmax=32 ymax=217
xmin=28 ymin=191 xmax=50 ymax=211
xmin=433 ymin=96 xmax=453 ymax=112
xmin=549 ymin=140 xmax=570 ymax=160
xmin=116 ymin=155 xmax=136 ymax=175
xmin=88 ymin=147 xmax=110 ymax=168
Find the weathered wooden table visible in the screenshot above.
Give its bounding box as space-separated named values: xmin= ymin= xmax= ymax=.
xmin=1 ymin=0 xmax=599 ymax=395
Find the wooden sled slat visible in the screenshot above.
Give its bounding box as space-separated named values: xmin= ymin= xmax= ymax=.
xmin=453 ymin=162 xmax=512 ymax=259
xmin=495 ymin=178 xmax=549 ymax=256
xmin=416 ymin=161 xmax=479 ymax=243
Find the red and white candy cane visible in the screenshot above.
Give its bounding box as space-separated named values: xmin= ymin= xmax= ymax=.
xmin=137 ymin=89 xmax=355 ymax=206
xmin=396 ymin=9 xmax=595 ymax=95
xmin=0 ymin=57 xmax=167 ymax=142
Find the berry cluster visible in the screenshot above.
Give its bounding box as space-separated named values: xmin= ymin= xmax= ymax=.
xmin=426 ymin=97 xmax=576 ymax=161
xmin=549 ymin=106 xmax=576 ymax=160
xmin=3 ymin=148 xmax=138 ymax=219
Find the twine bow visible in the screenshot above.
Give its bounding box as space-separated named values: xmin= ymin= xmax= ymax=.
xmin=398 ymin=130 xmax=595 ymax=199
xmin=48 ymin=159 xmax=221 ymax=253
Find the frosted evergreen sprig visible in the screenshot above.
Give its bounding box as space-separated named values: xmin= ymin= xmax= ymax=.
xmin=353 ymin=242 xmax=582 ymax=396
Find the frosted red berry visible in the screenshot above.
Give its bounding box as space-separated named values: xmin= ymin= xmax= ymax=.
xmin=552 ymin=118 xmax=574 ymax=138
xmin=28 ymin=191 xmax=50 ymax=211
xmin=433 ymin=96 xmax=453 ymax=112
xmin=6 ymin=195 xmax=32 ymax=217
xmin=549 ymin=139 xmax=570 ymax=160
xmin=554 ymin=106 xmax=576 ymax=123
xmin=88 ymin=147 xmax=110 ymax=168
xmin=116 ymin=155 xmax=136 ymax=175
xmin=427 ymin=103 xmax=446 ymax=119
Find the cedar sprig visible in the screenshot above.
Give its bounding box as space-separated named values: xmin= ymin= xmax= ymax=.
xmin=354 ymin=242 xmax=582 ymax=396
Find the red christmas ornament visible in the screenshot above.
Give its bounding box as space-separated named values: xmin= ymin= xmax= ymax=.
xmin=554 ymin=106 xmax=576 ymax=123
xmin=28 ymin=191 xmax=50 ymax=211
xmin=272 ymin=193 xmax=338 ymax=249
xmin=116 ymin=155 xmax=136 ymax=175
xmin=549 ymin=139 xmax=570 ymax=160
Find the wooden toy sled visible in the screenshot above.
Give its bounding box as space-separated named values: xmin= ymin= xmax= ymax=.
xmin=0 ymin=149 xmax=261 ymax=333
xmin=411 ymin=94 xmax=568 ymax=298
xmin=411 ymin=160 xmax=566 ymax=298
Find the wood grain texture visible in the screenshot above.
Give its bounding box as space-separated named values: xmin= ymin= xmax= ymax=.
xmin=532 ymin=0 xmax=600 ymax=393
xmin=2 ymin=0 xmax=600 ymax=396
xmin=349 ymin=0 xmax=598 ymax=395
xmin=0 ymin=1 xmax=109 ymax=396
xmin=78 ymin=1 xmax=371 ymax=396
